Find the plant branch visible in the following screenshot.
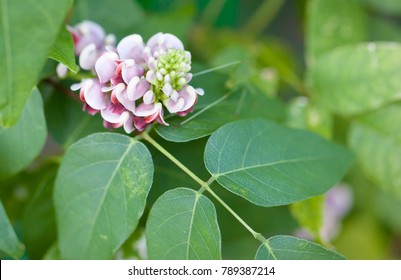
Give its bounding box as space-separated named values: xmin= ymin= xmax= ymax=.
xmin=142 ymin=131 xmax=266 ymax=242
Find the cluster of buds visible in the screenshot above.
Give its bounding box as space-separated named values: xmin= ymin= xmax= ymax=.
xmin=67 ymin=21 xmax=203 ymax=133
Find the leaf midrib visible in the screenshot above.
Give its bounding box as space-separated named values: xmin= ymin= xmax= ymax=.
xmin=216 ymin=155 xmax=334 ymax=177
xmin=82 ymin=139 xmax=136 ymax=257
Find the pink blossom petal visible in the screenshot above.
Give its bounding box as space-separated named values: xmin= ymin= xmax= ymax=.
xmin=95 ymin=51 xmax=119 ymax=83
xmin=163 ymin=33 xmax=184 ymax=50
xmin=143 ymin=90 xmax=155 ymax=104
xmin=123 ymin=113 xmax=135 ymax=134
xmin=74 ymin=20 xmax=106 ymax=54
xmin=135 ymin=102 xmax=161 ymax=117
xmin=134 ymin=117 xmax=148 ymax=131
xmin=117 ymin=34 xmax=145 ymax=63
xmin=101 ymin=104 xmax=129 ymax=124
xmin=179 ymin=86 xmax=198 ymax=111
xmin=79 ymin=43 xmax=98 ymax=70
xmin=83 ymin=79 xmax=108 ymax=110
xmin=165 ymin=97 xmax=185 ymax=113
xmin=56 ymin=63 xmax=68 ymax=78
xmin=115 ymin=85 xmax=136 ymax=112
xmin=146 ymin=33 xmax=184 ymax=55
xmin=121 ymin=60 xmax=145 ymax=83
xmin=127 ymin=77 xmax=150 ymax=101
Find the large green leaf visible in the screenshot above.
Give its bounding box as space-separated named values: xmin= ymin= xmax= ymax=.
xmin=306 ymin=0 xmax=366 ymax=65
xmin=349 ymin=104 xmax=401 ymax=198
xmin=255 ymin=235 xmax=345 ymax=260
xmin=309 ymin=43 xmax=401 ymax=116
xmin=156 ymin=89 xmax=284 ymax=142
xmin=146 ymin=188 xmax=221 ymax=260
xmin=0 ymin=88 xmax=46 ymax=180
xmin=204 ymin=119 xmax=353 ymax=207
xmin=0 ymin=0 xmax=73 ymax=127
xmin=48 ymin=25 xmax=78 ymax=73
xmin=0 ymin=200 xmax=25 ymax=259
xmin=54 ymin=133 xmax=153 ymax=259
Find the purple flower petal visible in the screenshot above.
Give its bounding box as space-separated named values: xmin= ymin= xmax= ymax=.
xmin=95 ymin=51 xmax=119 ymax=83
xmin=114 ymin=84 xmax=136 ymax=112
xmin=135 ymin=102 xmax=161 ymax=117
xmin=127 ymin=77 xmax=150 ymax=101
xmin=165 ymin=97 xmax=185 ymax=113
xmin=73 ymin=20 xmax=106 ymax=54
xmin=79 ymin=43 xmax=99 ymax=70
xmin=117 ymin=34 xmax=145 ymax=63
xmin=143 ymin=90 xmax=155 ymax=104
xmin=121 ymin=59 xmax=145 ymax=84
xmin=83 ymin=79 xmax=108 ymax=110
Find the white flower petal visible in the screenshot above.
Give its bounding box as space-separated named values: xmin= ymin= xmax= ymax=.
xmin=95 ymin=51 xmax=119 ymax=83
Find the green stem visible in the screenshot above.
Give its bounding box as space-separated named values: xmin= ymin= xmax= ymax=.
xmin=200 ymin=0 xmax=226 ymax=26
xmin=142 ymin=131 xmax=266 ymax=243
xmin=242 ymin=0 xmax=286 ymax=36
xmin=142 ymin=132 xmax=204 ymax=187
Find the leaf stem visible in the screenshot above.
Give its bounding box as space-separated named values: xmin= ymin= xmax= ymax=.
xmin=192 ymin=61 xmax=241 ymax=77
xmin=142 ymin=131 xmax=266 ymax=243
xmin=142 ymin=132 xmax=204 ymax=187
xmin=242 ymin=0 xmax=286 ymax=36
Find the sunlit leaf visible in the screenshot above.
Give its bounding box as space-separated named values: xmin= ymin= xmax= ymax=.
xmin=54 ymin=133 xmax=153 ymax=259
xmin=255 ymin=235 xmax=345 ymax=260
xmin=349 ymin=104 xmax=401 ymax=198
xmin=309 ymin=43 xmax=401 ymax=116
xmin=146 ymin=188 xmax=221 ymax=260
xmin=205 ymin=119 xmax=353 ymax=207
xmin=306 ymin=0 xmax=366 ymax=65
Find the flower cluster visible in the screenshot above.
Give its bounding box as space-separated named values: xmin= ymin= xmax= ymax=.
xmin=67 ymin=21 xmax=203 ymax=134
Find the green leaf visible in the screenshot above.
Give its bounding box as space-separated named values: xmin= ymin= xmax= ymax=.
xmin=0 ymin=200 xmax=25 ymax=259
xmin=309 ymin=43 xmax=401 ymax=116
xmin=349 ymin=104 xmax=401 ymax=198
xmin=156 ymin=89 xmax=284 ymax=142
xmin=286 ymin=97 xmax=333 ymax=139
xmin=54 ymin=133 xmax=153 ymax=259
xmin=48 ymin=25 xmax=78 ymax=73
xmin=205 ymin=119 xmax=353 ymax=207
xmin=0 ymin=88 xmax=47 ymax=180
xmin=0 ymin=0 xmax=73 ymax=127
xmin=306 ymin=0 xmax=366 ymax=65
xmin=22 ymin=164 xmax=58 ymax=259
xmin=146 ymin=188 xmax=221 ymax=260
xmin=45 ymin=91 xmax=105 ymax=148
xmin=255 ymin=235 xmax=345 ymax=260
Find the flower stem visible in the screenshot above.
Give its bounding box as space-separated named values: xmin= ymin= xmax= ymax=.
xmin=142 ymin=131 xmax=266 ymax=243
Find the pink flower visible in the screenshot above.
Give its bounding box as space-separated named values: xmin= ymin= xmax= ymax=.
xmin=71 ymin=31 xmax=204 ymax=134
